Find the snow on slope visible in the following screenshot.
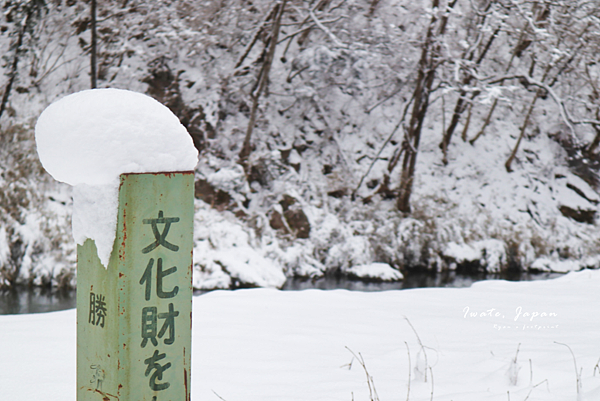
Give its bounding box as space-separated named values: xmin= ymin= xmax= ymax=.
xmin=188 ymin=91 xmax=600 ymax=288
xmin=1 ymin=270 xmax=599 ymax=400
xmin=408 ymin=102 xmax=600 ymax=272
xmin=2 ymin=0 xmax=600 ymax=287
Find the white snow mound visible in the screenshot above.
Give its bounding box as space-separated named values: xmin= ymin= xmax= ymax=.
xmin=35 ymin=88 xmax=198 ymax=185
xmin=35 ymin=88 xmax=198 ymax=267
xmin=344 ymin=262 xmax=404 ymax=281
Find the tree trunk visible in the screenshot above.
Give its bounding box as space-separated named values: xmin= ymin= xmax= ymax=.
xmin=439 ymin=10 xmax=498 ymax=163
xmin=0 ymin=13 xmax=30 ymax=120
xmin=396 ymin=14 xmax=435 ymax=212
xmin=470 ymin=25 xmax=529 ymax=145
xmin=505 ymin=92 xmax=538 ymax=172
xmin=90 ymin=0 xmax=97 ymax=88
xmin=586 ymin=126 xmax=600 ymax=155
xmin=396 ymin=0 xmax=456 ymax=213
xmin=585 ymin=110 xmax=600 ymax=155
xmin=505 ymin=52 xmax=565 ymax=172
xmin=461 ymin=103 xmax=472 ymax=142
xmin=239 ymin=0 xmax=286 ymax=165
xmin=397 ymin=68 xmax=435 ymax=212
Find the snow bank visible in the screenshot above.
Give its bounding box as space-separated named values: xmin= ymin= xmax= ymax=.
xmin=443 ymin=239 xmax=507 ymax=272
xmin=35 ymin=89 xmax=198 ymax=266
xmin=193 ymin=201 xmax=286 ymax=289
xmin=344 ymin=262 xmax=404 ymax=281
xmin=530 ymin=255 xmax=600 ymax=273
xmin=0 ymin=227 xmax=9 ymax=268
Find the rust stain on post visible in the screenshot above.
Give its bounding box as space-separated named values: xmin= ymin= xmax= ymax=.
xmin=184 ymin=368 xmax=189 ymax=401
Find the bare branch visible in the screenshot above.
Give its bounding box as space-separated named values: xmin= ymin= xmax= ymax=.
xmin=554 ymin=342 xmax=581 ymax=395
xmin=352 ymin=95 xmax=414 ymax=200
xmin=309 ymin=9 xmax=347 ymax=48
xmin=239 ymin=0 xmax=287 ymax=164
xmin=487 ymin=74 xmax=600 ymax=133
xmin=278 ymin=16 xmax=343 ymax=44
xmin=212 ymin=390 xmax=228 ymax=401
xmin=234 ymin=2 xmax=280 ymax=70
xmin=345 ymin=347 xmax=380 ymax=401
xmin=405 ymin=341 xmax=411 ymax=401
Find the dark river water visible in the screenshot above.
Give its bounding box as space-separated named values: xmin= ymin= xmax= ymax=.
xmin=0 ymin=271 xmax=561 ymax=314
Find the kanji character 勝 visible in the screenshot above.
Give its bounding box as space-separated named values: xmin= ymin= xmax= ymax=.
xmin=88 ymin=292 xmax=107 ymax=328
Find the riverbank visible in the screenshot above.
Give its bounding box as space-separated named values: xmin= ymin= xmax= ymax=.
xmin=0 ymin=270 xmax=563 ymax=314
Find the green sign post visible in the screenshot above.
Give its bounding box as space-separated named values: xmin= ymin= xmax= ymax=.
xmin=77 ymin=172 xmax=194 ymax=401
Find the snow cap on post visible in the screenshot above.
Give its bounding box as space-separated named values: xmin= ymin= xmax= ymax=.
xmin=34 ymin=88 xmax=198 ymax=266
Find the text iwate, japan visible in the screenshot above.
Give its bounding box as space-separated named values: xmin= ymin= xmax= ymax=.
xmin=139 ymin=210 xmax=181 ymax=396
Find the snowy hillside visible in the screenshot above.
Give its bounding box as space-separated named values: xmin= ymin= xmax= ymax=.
xmin=1 ymin=0 xmax=600 ymax=289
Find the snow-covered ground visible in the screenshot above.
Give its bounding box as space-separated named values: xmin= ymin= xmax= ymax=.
xmin=1 ymin=269 xmax=599 ymax=401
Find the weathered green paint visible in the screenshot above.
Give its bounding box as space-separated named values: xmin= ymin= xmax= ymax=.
xmin=77 ymin=172 xmax=193 ymax=401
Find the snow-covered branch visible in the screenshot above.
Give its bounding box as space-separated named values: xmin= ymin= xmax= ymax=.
xmin=486 ymin=74 xmax=600 ymax=136
xmin=309 ymin=9 xmax=348 ymax=49
xmin=234 ymin=2 xmax=280 ymax=70
xmin=278 ymin=16 xmax=344 ymax=44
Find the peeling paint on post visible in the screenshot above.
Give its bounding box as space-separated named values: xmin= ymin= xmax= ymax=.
xmin=77 ymin=172 xmax=193 ymax=401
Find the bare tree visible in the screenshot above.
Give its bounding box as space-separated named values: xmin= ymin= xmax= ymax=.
xmin=396 ymin=0 xmax=457 ymax=213
xmin=0 ymin=0 xmax=46 ymax=120
xmin=584 ymin=65 xmax=600 ymax=156
xmin=238 ymin=0 xmax=287 ymax=167
xmin=468 ymin=17 xmax=531 ymax=145
xmin=438 ymin=1 xmax=499 ymax=164
xmin=90 ymin=0 xmax=97 ymax=88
